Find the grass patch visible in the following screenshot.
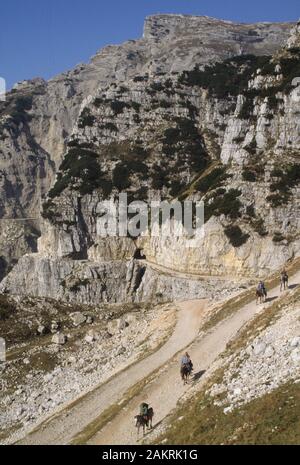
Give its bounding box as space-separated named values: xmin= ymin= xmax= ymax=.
xmin=156 ymin=380 xmax=300 ymax=444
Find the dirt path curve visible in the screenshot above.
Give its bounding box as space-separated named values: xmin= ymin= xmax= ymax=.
xmin=88 ymin=271 xmax=300 ymax=445
xmin=18 ymin=299 xmax=207 ymax=445
xmin=141 ymin=259 xmax=245 ymax=281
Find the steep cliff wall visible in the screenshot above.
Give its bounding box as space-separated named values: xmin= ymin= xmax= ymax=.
xmin=0 ymin=15 xmax=292 ymax=279
xmin=25 ymin=25 xmax=300 ymax=279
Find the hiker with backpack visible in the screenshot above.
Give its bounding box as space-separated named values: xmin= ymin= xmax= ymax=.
xmin=135 ymin=403 xmax=154 ymax=435
xmin=140 ymin=402 xmax=149 ymax=420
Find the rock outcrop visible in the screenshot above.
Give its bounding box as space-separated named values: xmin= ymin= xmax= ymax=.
xmin=1 ymin=16 xmax=299 ymax=303
xmin=0 ymin=16 xmax=295 ymax=278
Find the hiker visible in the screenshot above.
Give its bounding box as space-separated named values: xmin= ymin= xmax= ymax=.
xmin=181 ymin=352 xmax=193 ymax=373
xmin=280 ymin=269 xmax=289 ymax=291
xmin=257 ymin=280 xmax=267 ymax=296
xmin=140 ymin=402 xmax=150 ymax=423
xmin=135 ymin=404 xmax=154 ymax=434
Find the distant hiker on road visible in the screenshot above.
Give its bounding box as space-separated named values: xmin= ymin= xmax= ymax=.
xmin=256 ymin=280 xmax=267 ymax=304
xmin=180 ymin=352 xmax=193 ymax=385
xmin=181 ymin=352 xmax=193 ymax=373
xmin=280 ymin=269 xmax=289 ymax=291
xmin=135 ymin=403 xmax=154 ymax=435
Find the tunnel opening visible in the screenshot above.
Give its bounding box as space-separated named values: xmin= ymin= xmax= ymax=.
xmin=133 ymin=248 xmax=146 ymax=260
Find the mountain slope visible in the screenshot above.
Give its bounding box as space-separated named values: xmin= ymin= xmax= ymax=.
xmin=0 ymin=15 xmax=295 ymax=279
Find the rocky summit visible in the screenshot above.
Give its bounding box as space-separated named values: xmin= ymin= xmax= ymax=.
xmin=0 ymin=14 xmax=300 ymax=445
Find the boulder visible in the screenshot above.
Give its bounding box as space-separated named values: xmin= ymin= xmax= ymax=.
xmin=264 ymin=345 xmax=275 ymax=358
xmin=51 ymin=333 xmax=67 ymax=345
xmin=84 ymin=330 xmax=97 ymax=343
xmin=291 ymin=349 xmax=300 ymax=363
xmin=253 ymin=341 xmax=266 ymax=356
xmin=116 ymin=346 xmax=126 ymax=356
xmin=290 ymin=336 xmax=300 ymax=348
xmin=37 ymin=325 xmax=47 ymax=335
xmin=51 ymin=321 xmax=60 ymax=333
xmin=70 ymin=312 xmax=86 ymax=327
xmin=117 ymin=318 xmax=129 ymax=331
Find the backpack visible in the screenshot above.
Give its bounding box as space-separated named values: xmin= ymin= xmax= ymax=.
xmin=140 ymin=403 xmax=148 ymax=415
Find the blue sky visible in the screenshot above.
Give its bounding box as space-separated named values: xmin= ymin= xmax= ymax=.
xmin=1 ymin=0 xmax=299 ymax=89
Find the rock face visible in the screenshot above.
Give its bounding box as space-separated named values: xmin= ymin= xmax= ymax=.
xmin=0 ymin=254 xmax=244 ymax=304
xmin=1 ymin=16 xmax=300 ymax=303
xmin=0 ymin=15 xmax=294 ymax=278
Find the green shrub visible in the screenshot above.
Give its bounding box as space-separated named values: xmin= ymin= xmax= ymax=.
xmin=131 ymin=101 xmax=141 ymax=112
xmin=110 ymin=100 xmax=130 ymax=115
xmin=238 ymin=99 xmax=254 ymax=119
xmin=205 ymin=189 xmax=242 ymax=222
xmin=111 ymin=158 xmax=148 ymax=191
xmin=48 ymin=148 xmax=108 ymax=198
xmin=8 ymin=95 xmax=33 ymax=125
xmin=112 ymin=164 xmax=130 ymax=191
xmin=78 ymin=108 xmax=95 ymax=128
xmin=162 ymin=117 xmax=209 ymax=173
xmin=170 ymin=180 xmax=184 ymax=197
xmin=244 ymin=139 xmax=257 ymax=155
xmin=151 ymin=165 xmax=169 ymax=190
xmin=0 ymin=295 xmax=16 ymax=320
xmin=270 ymin=168 xmax=284 ymax=177
xmin=194 ymin=167 xmax=228 ymax=193
xmin=266 ymin=193 xmax=288 ymax=207
xmin=242 ymin=169 xmax=256 ymax=182
xmin=273 ymin=232 xmax=285 ymax=243
xmin=267 ymin=163 xmax=300 ymax=206
xmin=133 ymin=75 xmax=148 ymax=82
xmin=252 ymin=218 xmax=268 ymax=236
xmin=150 ymin=82 xmax=165 ymax=92
xmin=100 ymin=122 xmax=118 ymax=132
xmin=159 ymin=100 xmax=172 ymax=108
xmin=93 ymin=97 xmax=105 ymax=107
xmin=179 ymin=55 xmax=271 ymax=98
xmin=224 ymin=225 xmax=250 ymax=247
xmin=246 ymin=205 xmax=256 ymax=217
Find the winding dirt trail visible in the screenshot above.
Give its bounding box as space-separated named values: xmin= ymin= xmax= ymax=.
xmin=17 ymin=299 xmax=207 ymax=445
xmin=88 ymin=270 xmax=300 ymax=445
xmin=17 ymin=267 xmax=300 ymax=445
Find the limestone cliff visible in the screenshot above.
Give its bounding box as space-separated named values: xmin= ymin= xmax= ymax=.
xmin=0 ymin=16 xmax=294 ymax=278
xmin=1 ymin=16 xmax=299 ymax=303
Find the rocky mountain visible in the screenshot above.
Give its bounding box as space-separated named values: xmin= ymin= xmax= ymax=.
xmin=1 ymin=14 xmax=300 ymax=446
xmin=0 ymin=15 xmax=295 ymax=280
xmin=1 ymin=17 xmax=300 ymax=304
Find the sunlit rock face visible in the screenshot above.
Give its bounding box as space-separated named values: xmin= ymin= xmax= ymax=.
xmin=1 ymin=15 xmax=299 ymax=302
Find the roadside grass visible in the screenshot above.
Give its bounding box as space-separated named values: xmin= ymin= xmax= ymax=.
xmin=155 ymin=380 xmax=300 ymax=445
xmin=154 ymin=277 xmax=300 ymax=445
xmin=71 ymin=370 xmax=159 ymax=445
